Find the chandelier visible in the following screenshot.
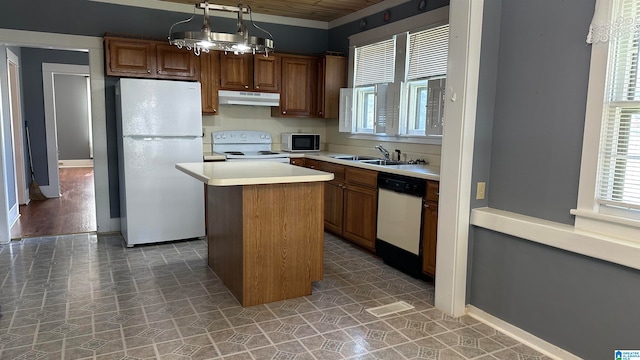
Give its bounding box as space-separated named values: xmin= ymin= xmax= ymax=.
xmin=168 ymin=2 xmax=274 ymax=56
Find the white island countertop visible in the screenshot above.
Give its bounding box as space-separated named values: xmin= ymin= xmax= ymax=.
xmin=176 ymin=161 xmax=334 ymax=186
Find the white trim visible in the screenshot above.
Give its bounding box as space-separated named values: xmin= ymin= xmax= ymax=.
xmin=8 ymin=202 xmax=18 ymax=230
xmin=89 ymin=0 xmax=328 ymax=29
xmin=6 ymin=48 xmax=27 ymax=205
xmin=0 ymin=28 xmax=119 ymax=233
xmin=59 ymin=159 xmax=94 ymax=168
xmin=42 ymin=63 xmax=90 ymax=198
xmin=466 ymin=305 xmax=581 ymax=360
xmin=330 ymin=0 xmax=412 ymax=28
xmin=470 ymin=207 xmax=640 ymax=271
xmin=434 ymin=0 xmax=484 ymax=318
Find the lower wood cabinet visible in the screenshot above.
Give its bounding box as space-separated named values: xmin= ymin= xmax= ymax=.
xmin=318 ymin=161 xmax=377 ymax=251
xmin=422 ymin=180 xmax=439 ymax=276
xmin=289 ymin=158 xmax=305 ymax=167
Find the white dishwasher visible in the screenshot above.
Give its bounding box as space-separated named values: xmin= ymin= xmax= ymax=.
xmin=376 ymin=173 xmax=426 ymax=278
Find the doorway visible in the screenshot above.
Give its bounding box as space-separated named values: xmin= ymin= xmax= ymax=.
xmin=9 ymin=60 xmax=96 ymax=238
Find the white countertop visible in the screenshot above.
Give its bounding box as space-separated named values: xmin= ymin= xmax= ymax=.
xmin=201 ymin=151 xmax=440 ymax=181
xmin=176 ymin=161 xmax=334 ymax=186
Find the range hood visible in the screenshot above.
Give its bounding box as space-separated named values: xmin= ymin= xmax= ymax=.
xmin=218 ymin=90 xmax=280 ymax=107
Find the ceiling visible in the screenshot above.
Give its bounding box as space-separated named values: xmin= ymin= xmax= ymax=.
xmin=159 ymin=0 xmax=387 ymax=22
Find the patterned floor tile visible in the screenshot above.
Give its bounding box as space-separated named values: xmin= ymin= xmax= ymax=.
xmin=0 ymin=233 xmax=559 ymax=360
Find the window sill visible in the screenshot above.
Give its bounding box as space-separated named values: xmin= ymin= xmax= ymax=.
xmin=346 ymin=133 xmax=443 ymax=145
xmin=470 ymin=207 xmax=640 ymax=271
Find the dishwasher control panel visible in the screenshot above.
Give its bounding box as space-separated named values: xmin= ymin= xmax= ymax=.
xmin=377 ymin=173 xmax=425 ymax=197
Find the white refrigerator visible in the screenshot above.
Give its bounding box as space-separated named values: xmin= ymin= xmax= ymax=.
xmin=116 ymin=78 xmax=205 ymax=246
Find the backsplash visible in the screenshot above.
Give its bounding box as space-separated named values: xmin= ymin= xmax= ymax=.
xmin=201 ymin=105 xmax=327 ymax=152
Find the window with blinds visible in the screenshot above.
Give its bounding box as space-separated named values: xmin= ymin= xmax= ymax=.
xmin=597 ymin=0 xmax=640 ymax=211
xmin=354 ymin=38 xmax=396 ymax=87
xmin=408 ymin=24 xmax=449 ymax=81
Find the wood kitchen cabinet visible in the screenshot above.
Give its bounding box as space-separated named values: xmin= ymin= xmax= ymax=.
xmin=422 ymin=180 xmax=439 ymax=277
xmin=219 ymin=52 xmax=279 ymax=92
xmin=317 ymin=55 xmax=347 ymax=118
xmin=319 ymin=161 xmax=378 ymax=251
xmin=200 ymin=51 xmax=220 ymax=114
xmin=272 ymin=54 xmax=317 ymax=118
xmin=105 ymin=36 xmax=199 ymax=81
xmin=289 ymin=158 xmax=305 ymax=167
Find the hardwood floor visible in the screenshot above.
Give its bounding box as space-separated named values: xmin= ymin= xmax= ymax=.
xmin=10 ymin=167 xmax=96 ymax=239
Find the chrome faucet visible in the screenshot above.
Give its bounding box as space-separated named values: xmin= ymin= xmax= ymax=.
xmin=375 ymin=144 xmax=390 ymax=160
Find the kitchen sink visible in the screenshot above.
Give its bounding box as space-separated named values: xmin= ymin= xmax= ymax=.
xmin=358 ymin=159 xmax=407 ymax=166
xmin=330 ymin=154 xmax=406 ymax=166
xmin=330 ymin=155 xmax=381 ymax=161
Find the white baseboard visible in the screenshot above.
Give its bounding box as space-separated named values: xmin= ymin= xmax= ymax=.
xmin=466 ymin=305 xmax=582 ymax=360
xmin=58 ymin=159 xmax=94 ymax=168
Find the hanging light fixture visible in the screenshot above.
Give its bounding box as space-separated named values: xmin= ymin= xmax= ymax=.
xmin=168 ymin=2 xmax=274 ymax=56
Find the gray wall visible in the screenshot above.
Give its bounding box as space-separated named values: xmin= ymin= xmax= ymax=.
xmin=328 ymin=0 xmax=450 ymax=54
xmin=20 ymin=48 xmax=89 ymax=185
xmin=469 ymin=1 xmax=640 ymax=359
xmin=54 ymin=74 xmax=91 ymax=160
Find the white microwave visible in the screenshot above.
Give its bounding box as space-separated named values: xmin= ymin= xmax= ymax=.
xmin=281 ymin=133 xmax=320 ymax=152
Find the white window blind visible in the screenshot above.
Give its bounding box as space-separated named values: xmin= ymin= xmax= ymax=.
xmin=354 ymin=38 xmax=396 ymax=86
xmin=407 ymin=24 xmax=449 ymax=80
xmin=597 ymin=0 xmax=640 ymax=210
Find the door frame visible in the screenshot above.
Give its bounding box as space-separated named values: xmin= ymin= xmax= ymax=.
xmin=7 ymin=49 xmax=26 ymax=206
xmin=41 ymin=63 xmax=90 ymax=197
xmin=0 ymin=29 xmax=120 ymax=239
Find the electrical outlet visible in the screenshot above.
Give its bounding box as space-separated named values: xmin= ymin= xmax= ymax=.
xmin=476 ymin=182 xmax=486 ymax=200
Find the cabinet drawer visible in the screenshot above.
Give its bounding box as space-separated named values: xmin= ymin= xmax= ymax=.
xmin=318 ymin=161 xmax=345 ymax=181
xmin=305 ymin=159 xmax=319 ymax=170
xmin=346 ymin=167 xmax=377 ymax=188
xmin=289 ymin=158 xmax=305 ymax=167
xmin=426 ymin=181 xmax=439 ymax=202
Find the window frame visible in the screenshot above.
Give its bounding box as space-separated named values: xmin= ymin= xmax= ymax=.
xmin=345 ymin=7 xmax=449 ymax=144
xmin=571 ymin=0 xmax=640 ymax=242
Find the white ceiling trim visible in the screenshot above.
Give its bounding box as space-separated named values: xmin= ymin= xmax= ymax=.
xmin=329 ymin=0 xmax=413 ymax=29
xmin=89 ymin=0 xmax=329 ymax=29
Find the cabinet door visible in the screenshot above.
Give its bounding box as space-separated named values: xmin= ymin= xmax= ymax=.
xmin=422 ymin=200 xmax=438 ymax=276
xmin=105 ymin=37 xmax=156 ymax=77
xmin=343 ymin=184 xmax=377 ymax=251
xmin=317 ymin=55 xmax=347 ymax=118
xmin=253 ymin=54 xmax=280 ymax=92
xmin=324 ymin=180 xmax=344 ymax=235
xmin=289 ymin=158 xmax=305 ymax=167
xmin=156 ymin=44 xmax=199 ymax=80
xmin=200 ymin=51 xmax=220 ymax=114
xmin=220 ymin=53 xmax=252 ymax=90
xmin=274 ymin=55 xmax=316 ymax=117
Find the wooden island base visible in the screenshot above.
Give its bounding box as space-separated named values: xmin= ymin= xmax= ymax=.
xmin=206 ymin=182 xmax=324 ymax=307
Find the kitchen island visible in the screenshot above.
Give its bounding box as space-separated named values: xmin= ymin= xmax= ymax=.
xmin=176 ymin=161 xmax=334 ymax=307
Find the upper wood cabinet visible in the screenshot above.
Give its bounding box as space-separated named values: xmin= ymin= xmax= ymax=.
xmin=219 ymin=52 xmax=279 ymax=92
xmin=105 ymin=36 xmax=199 ymax=81
xmin=317 ymin=55 xmax=347 ymax=119
xmin=200 ymin=51 xmax=221 ymax=115
xmin=156 ymin=43 xmax=199 ymax=79
xmin=219 ymin=53 xmax=251 ymax=90
xmin=105 ymin=37 xmax=156 ymax=78
xmin=272 ymin=54 xmax=317 ymax=118
xmin=253 ymin=54 xmax=280 ymax=92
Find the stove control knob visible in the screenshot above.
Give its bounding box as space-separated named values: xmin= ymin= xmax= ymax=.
xmin=214 ymin=134 xmax=221 ymax=139
xmin=241 ymin=133 xmax=246 ymax=138
xmin=265 ymin=134 xmax=270 ymax=139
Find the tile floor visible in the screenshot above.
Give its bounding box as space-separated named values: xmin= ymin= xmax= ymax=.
xmin=0 ymin=232 xmax=552 ymax=360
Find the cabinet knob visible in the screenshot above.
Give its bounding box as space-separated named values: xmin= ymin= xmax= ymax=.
xmin=283 ymin=111 xmax=287 ymax=114
xmin=147 ymin=69 xmax=151 ymax=73
xmin=213 ymin=109 xmax=217 ymax=113
xmin=255 ymin=85 xmax=260 ymax=89
xmin=244 ymin=85 xmax=249 ymax=89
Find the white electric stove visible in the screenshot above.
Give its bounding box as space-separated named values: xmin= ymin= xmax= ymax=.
xmin=211 ymin=130 xmax=290 ymax=163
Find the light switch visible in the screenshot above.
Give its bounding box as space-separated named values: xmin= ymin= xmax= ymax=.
xmin=476 ymin=182 xmax=486 ymax=200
